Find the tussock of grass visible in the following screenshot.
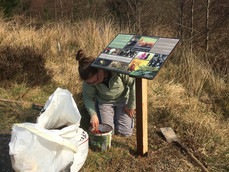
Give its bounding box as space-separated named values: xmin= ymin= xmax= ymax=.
xmin=148 ymin=79 xmax=228 ymax=170
xmin=0 ymin=16 xmax=228 ymax=171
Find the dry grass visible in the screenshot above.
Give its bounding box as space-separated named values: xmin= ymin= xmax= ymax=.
xmin=147 ymin=79 xmax=228 ymax=170
xmin=0 ymin=15 xmax=228 ymax=171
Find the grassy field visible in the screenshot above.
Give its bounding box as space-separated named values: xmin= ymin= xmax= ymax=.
xmin=0 ymin=16 xmax=228 ymax=171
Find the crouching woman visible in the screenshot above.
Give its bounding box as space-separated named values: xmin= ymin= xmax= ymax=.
xmin=76 ymin=50 xmax=136 ymax=137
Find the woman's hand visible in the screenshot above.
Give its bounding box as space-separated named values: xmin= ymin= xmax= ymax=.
xmin=90 ymin=114 xmax=99 ymax=129
xmin=123 ymin=106 xmax=135 ymax=118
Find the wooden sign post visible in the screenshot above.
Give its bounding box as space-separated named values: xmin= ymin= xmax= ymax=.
xmin=136 ymin=78 xmax=148 ymax=156
xmin=91 ymin=34 xmax=179 ymax=156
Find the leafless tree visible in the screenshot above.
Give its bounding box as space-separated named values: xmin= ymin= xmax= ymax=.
xmin=205 ymin=0 xmax=210 ymax=54
xmin=190 ymin=0 xmax=195 ymax=55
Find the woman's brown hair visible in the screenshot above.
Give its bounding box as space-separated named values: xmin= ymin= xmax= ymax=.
xmin=76 ymin=50 xmax=97 ymax=80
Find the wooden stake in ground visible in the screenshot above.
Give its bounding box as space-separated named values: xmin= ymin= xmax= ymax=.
xmin=136 ymin=78 xmax=148 ymax=156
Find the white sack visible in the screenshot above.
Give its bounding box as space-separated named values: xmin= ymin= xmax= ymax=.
xmin=9 ymin=88 xmax=88 ymax=172
xmin=9 ymin=123 xmax=76 ymax=172
xmin=37 ymin=88 xmax=81 ymax=131
xmin=70 ymin=128 xmax=88 ymax=172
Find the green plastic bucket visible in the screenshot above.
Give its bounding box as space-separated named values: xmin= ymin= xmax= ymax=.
xmin=89 ymin=123 xmax=113 ymax=151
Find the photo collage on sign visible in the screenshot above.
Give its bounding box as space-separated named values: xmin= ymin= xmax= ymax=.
xmin=92 ymin=34 xmax=179 ymax=79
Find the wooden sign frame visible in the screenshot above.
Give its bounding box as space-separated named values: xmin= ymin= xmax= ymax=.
xmin=91 ymin=33 xmax=179 ymax=80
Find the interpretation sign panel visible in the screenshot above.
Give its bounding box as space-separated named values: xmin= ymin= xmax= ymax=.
xmin=91 ymin=34 xmax=179 ymax=80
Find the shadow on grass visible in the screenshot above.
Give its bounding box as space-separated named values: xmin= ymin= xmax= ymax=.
xmin=155 ymin=130 xmax=167 ymax=142
xmin=0 ymin=46 xmax=52 ymax=87
xmin=78 ymin=106 xmax=90 ymax=131
xmin=0 ymin=134 xmax=14 ymax=172
xmin=112 ymin=139 xmax=137 ymax=157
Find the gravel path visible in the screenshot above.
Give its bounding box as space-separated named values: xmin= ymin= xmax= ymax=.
xmin=0 ymin=134 xmax=14 ymax=172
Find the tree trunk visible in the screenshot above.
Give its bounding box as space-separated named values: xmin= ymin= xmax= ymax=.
xmin=60 ymin=0 xmax=63 ymax=19
xmin=190 ymin=0 xmax=195 ymax=55
xmin=71 ymin=0 xmax=74 ymax=22
xmin=205 ymin=0 xmax=210 ymax=54
xmin=178 ymin=0 xmax=184 ymax=44
xmin=137 ymin=2 xmax=142 ymax=35
xmin=54 ymin=0 xmax=57 ymax=21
